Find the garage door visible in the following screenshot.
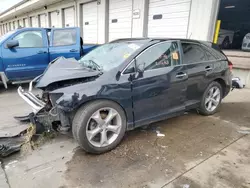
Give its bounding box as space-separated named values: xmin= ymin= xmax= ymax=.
xmin=39 ymin=14 xmax=47 ymax=27
xmin=18 ymin=19 xmax=24 ymax=28
xmin=24 ymin=18 xmax=29 ymax=27
xmin=15 ymin=21 xmax=19 ymax=29
xmin=5 ymin=24 xmax=8 ymax=33
xmin=147 ymin=0 xmax=191 ymax=38
xmin=63 ymin=7 xmax=75 ymax=27
xmin=82 ymin=1 xmax=98 ymax=44
xmin=50 ymin=11 xmax=60 ymax=28
xmin=109 ymin=0 xmax=133 ymax=41
xmin=10 ymin=22 xmax=13 ymax=30
xmin=2 ymin=25 xmax=5 ymax=34
xmin=31 ymin=16 xmax=38 ymax=27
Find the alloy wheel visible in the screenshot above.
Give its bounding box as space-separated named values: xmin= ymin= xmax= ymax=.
xmin=205 ymin=86 xmax=221 ymax=112
xmin=86 ymin=107 xmax=122 ymax=147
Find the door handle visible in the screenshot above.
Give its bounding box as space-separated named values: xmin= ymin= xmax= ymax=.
xmin=70 ymin=49 xmax=78 ymax=52
xmin=205 ymin=66 xmax=213 ymax=71
xmin=176 ymin=72 xmax=187 ymax=78
xmin=37 ymin=51 xmax=47 ymax=54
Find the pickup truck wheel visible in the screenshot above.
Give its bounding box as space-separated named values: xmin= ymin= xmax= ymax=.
xmin=72 ymin=100 xmax=126 ymax=154
xmin=198 ymin=82 xmax=222 ymax=116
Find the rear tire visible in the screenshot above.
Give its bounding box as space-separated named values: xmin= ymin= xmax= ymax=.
xmin=72 ymin=100 xmax=126 ymax=154
xmin=198 ymin=82 xmax=222 ymax=116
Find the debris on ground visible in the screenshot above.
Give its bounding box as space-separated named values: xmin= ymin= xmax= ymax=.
xmin=0 ymin=123 xmax=37 ymax=157
xmin=238 ymin=130 xmax=250 ymax=134
xmin=156 ymin=130 xmax=165 ymax=137
xmin=0 ymin=135 xmax=26 ymax=157
xmin=0 ymin=124 xmax=32 ymax=157
xmin=237 ymin=127 xmax=250 ymax=134
xmin=183 ymin=184 xmax=190 ymax=188
xmin=0 ymin=142 xmax=22 ymax=157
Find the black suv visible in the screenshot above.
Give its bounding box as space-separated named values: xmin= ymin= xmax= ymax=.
xmin=18 ymin=38 xmax=232 ymax=154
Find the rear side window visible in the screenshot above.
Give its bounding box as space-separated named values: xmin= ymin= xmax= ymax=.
xmin=181 ymin=43 xmax=207 ymax=64
xmin=52 ymin=29 xmax=76 ymax=46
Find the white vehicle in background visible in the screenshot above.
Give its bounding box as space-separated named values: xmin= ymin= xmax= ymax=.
xmin=218 ymin=29 xmax=235 ymax=49
xmin=241 ymin=33 xmax=250 ymax=51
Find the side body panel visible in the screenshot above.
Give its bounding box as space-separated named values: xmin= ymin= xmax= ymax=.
xmin=131 ymin=65 xmax=187 ymax=128
xmin=51 ymin=72 xmax=134 ymax=129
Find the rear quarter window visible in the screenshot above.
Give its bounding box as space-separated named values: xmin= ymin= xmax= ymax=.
xmin=202 ymin=44 xmax=227 ymax=60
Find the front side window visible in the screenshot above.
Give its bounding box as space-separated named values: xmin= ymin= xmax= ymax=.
xmin=181 ymin=43 xmax=207 ymax=64
xmin=79 ymin=41 xmax=147 ymax=71
xmin=52 ymin=29 xmax=76 ymax=46
xmin=13 ymin=31 xmax=43 ymax=48
xmin=136 ymin=41 xmax=180 ymax=71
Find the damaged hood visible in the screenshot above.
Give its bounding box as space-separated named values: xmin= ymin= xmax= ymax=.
xmin=36 ymin=57 xmax=101 ymax=88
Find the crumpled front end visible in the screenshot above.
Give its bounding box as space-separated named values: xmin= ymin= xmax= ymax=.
xmin=16 ymin=57 xmax=101 ymax=133
xmin=17 ymin=78 xmax=72 ymax=133
xmin=17 ymin=87 xmax=70 ymax=133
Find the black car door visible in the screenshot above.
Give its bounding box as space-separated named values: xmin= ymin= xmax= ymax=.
xmin=130 ymin=41 xmax=188 ymax=127
xmin=180 ymin=42 xmax=217 ymax=108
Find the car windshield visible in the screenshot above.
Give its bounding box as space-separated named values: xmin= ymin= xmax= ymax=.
xmin=78 ymin=41 xmax=146 ymax=71
xmin=0 ymin=30 xmax=15 ymax=43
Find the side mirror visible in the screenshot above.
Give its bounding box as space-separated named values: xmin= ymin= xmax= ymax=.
xmin=137 ymin=63 xmax=145 ymax=73
xmin=6 ymin=40 xmax=19 ymax=48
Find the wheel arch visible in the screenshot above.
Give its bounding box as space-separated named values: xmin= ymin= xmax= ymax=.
xmin=213 ymin=78 xmax=226 ymax=97
xmin=73 ymin=98 xmax=130 ymax=128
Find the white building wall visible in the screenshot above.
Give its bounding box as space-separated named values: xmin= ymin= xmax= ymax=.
xmin=77 ymin=0 xmax=107 ymax=43
xmin=108 ymin=0 xmax=133 ymax=41
xmin=49 ymin=11 xmax=60 ymax=28
xmin=187 ymin=0 xmax=220 ymax=42
xmin=97 ymin=0 xmax=107 ymax=43
xmin=0 ymin=0 xmax=220 ymax=41
xmin=0 ymin=25 xmax=2 ymax=35
xmin=132 ymin=0 xmax=148 ymax=37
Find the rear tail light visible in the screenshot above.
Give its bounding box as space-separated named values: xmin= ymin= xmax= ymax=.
xmin=228 ymin=60 xmax=233 ymax=71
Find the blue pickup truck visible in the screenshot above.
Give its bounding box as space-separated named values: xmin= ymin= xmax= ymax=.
xmin=0 ymin=27 xmax=98 ymax=88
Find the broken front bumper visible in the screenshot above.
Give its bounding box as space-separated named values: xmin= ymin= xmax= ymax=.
xmin=18 ymin=86 xmax=46 ymax=113
xmin=17 ymin=76 xmax=46 ymax=113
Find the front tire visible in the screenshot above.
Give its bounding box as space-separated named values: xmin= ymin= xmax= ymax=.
xmin=72 ymin=100 xmax=126 ymax=154
xmin=198 ymin=82 xmax=222 ymax=116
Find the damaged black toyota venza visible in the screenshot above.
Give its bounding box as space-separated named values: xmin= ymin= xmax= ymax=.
xmin=17 ymin=38 xmax=232 ymax=154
